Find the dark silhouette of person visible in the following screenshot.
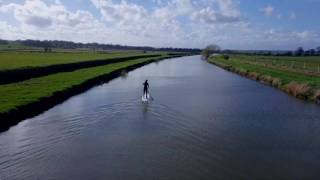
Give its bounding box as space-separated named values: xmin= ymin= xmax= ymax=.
xmin=143 ymin=80 xmax=149 ymax=98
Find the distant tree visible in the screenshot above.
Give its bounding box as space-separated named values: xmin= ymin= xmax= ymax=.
xmin=283 ymin=51 xmax=293 ymax=56
xmin=17 ymin=39 xmax=201 ymax=53
xmin=264 ymin=51 xmax=272 ymax=56
xmin=0 ymin=39 xmax=8 ymax=44
xmin=309 ymin=49 xmax=316 ymax=56
xmin=304 ymin=50 xmax=311 ymax=56
xmin=295 ymin=47 xmax=304 ymax=56
xmin=201 ymin=44 xmax=221 ymax=59
xmin=206 ymin=44 xmax=221 ymax=52
xmin=44 ymin=46 xmax=52 ymax=53
xmin=222 ymin=49 xmax=234 ymax=54
xmin=317 ymin=47 xmax=320 ymax=55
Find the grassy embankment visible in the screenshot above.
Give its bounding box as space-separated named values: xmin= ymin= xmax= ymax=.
xmin=0 ymin=51 xmax=182 ymax=129
xmin=0 ymin=51 xmax=143 ymax=70
xmin=209 ymin=55 xmax=320 ymax=103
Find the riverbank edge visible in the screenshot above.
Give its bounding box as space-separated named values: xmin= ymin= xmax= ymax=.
xmin=0 ymin=55 xmax=185 ymax=132
xmin=208 ymin=58 xmax=320 ymax=105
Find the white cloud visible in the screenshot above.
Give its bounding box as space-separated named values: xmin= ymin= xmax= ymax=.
xmin=296 ymin=31 xmax=312 ymax=39
xmin=277 ymin=14 xmax=282 ymax=19
xmin=0 ymin=21 xmax=22 ymax=39
xmin=152 ymin=0 xmax=194 ymax=25
xmin=191 ymin=7 xmax=241 ymax=24
xmin=87 ymin=0 xmax=245 ymax=48
xmin=0 ymin=0 xmax=241 ymax=48
xmin=0 ymin=0 xmax=111 ymax=44
xmin=290 ymin=12 xmax=296 ymax=20
xmin=217 ymin=0 xmax=241 ymax=18
xmin=260 ymin=5 xmax=274 ymax=16
xmin=0 ymin=3 xmax=16 ymax=13
xmin=159 ymin=0 xmax=242 ymax=24
xmin=91 ymin=0 xmax=147 ymax=24
xmin=0 ymin=0 xmax=318 ymax=50
xmin=0 ymin=0 xmax=100 ymax=29
xmin=92 ymin=0 xmax=242 ymax=25
xmin=258 ymin=29 xmax=320 ymax=49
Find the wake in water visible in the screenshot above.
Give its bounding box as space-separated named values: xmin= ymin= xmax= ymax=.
xmin=142 ymin=93 xmax=153 ymax=102
xmin=142 ymin=93 xmax=150 ymax=102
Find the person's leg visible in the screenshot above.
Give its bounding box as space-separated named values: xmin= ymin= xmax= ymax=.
xmin=144 ymin=88 xmax=147 ymax=98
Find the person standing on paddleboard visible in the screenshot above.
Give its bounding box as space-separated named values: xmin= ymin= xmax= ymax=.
xmin=143 ymin=80 xmax=149 ymax=99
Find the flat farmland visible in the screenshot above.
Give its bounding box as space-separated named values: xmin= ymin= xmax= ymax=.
xmin=0 ymin=51 xmax=144 ymax=71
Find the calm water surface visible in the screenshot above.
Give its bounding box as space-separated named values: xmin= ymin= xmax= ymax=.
xmin=1 ymin=56 xmax=320 ymax=179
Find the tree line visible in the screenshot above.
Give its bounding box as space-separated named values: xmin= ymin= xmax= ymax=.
xmin=291 ymin=47 xmax=320 ymax=56
xmin=202 ymin=44 xmax=320 ymax=59
xmin=238 ymin=47 xmax=320 ymax=56
xmin=0 ymin=39 xmax=201 ymax=53
xmin=0 ymin=39 xmax=9 ymax=44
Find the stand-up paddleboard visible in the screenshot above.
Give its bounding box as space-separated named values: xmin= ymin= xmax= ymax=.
xmin=142 ymin=93 xmax=151 ymax=102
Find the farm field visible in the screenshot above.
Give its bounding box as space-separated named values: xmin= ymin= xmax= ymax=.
xmin=229 ymin=55 xmax=320 ymax=74
xmin=209 ymin=55 xmax=320 ymax=101
xmin=0 ymin=51 xmax=149 ymax=71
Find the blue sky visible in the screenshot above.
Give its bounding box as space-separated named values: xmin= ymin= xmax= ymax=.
xmin=0 ymin=0 xmax=319 ymax=50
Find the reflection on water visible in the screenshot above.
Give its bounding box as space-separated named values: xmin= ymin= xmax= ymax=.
xmin=1 ymin=56 xmax=320 ymax=179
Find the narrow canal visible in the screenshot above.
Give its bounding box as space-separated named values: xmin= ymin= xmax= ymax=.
xmin=1 ymin=56 xmax=320 ymax=179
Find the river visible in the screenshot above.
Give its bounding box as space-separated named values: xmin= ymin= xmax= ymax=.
xmin=1 ymin=55 xmax=320 ymax=179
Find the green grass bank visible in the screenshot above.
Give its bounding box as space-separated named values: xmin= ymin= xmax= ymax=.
xmin=0 ymin=51 xmax=145 ymax=71
xmin=209 ymin=55 xmax=320 ymax=103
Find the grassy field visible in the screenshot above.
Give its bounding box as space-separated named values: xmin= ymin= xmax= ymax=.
xmin=230 ymin=55 xmax=320 ymax=74
xmin=0 ymin=55 xmax=171 ymax=114
xmin=209 ymin=55 xmax=320 ymax=101
xmin=0 ymin=51 xmax=148 ymax=71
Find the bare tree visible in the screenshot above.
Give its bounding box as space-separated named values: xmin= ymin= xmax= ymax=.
xmin=201 ymin=44 xmax=221 ymax=59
